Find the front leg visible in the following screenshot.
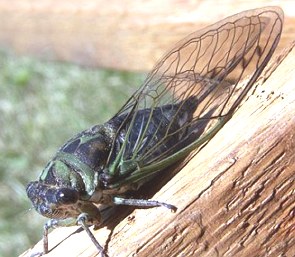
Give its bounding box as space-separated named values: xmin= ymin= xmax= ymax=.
xmin=43 ymin=217 xmax=78 ymax=254
xmin=77 ymin=213 xmax=106 ymax=256
xmin=43 ymin=205 xmax=105 ymax=256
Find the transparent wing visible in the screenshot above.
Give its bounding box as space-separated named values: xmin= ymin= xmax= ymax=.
xmin=105 ymin=7 xmax=283 ymax=185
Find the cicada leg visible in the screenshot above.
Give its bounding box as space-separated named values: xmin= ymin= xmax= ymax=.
xmin=77 ymin=213 xmax=107 ymax=257
xmin=43 ymin=213 xmax=106 ymax=257
xmin=43 ymin=218 xmax=78 ymax=254
xmin=112 ymin=196 xmax=177 ymax=212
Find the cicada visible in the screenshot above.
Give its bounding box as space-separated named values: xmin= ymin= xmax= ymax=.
xmin=26 ymin=6 xmax=283 ymax=256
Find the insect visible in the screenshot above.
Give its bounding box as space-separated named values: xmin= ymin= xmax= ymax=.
xmin=26 ymin=6 xmax=283 ymax=256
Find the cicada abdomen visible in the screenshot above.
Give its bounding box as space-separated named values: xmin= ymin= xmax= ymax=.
xmin=26 ymin=6 xmax=283 ymax=256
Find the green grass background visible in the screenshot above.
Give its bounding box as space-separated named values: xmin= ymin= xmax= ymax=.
xmin=0 ymin=51 xmax=144 ymax=257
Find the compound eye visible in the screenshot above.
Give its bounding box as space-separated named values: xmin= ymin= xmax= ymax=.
xmin=56 ymin=188 xmax=79 ymax=205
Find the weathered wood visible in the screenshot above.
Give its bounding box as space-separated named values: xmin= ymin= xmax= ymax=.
xmin=0 ymin=0 xmax=294 ymax=71
xmin=20 ymin=41 xmax=295 ymax=256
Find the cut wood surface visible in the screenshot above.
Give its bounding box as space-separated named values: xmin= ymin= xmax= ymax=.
xmin=0 ymin=0 xmax=294 ymax=71
xmin=20 ymin=42 xmax=295 ymax=256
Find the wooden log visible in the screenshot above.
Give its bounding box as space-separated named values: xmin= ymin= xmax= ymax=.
xmin=0 ymin=0 xmax=294 ymax=71
xmin=20 ymin=41 xmax=295 ymax=256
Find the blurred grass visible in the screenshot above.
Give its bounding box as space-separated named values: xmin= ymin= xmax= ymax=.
xmin=0 ymin=50 xmax=145 ymax=257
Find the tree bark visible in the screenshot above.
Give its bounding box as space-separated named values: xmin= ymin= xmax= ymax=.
xmin=20 ymin=40 xmax=295 ymax=256
xmin=0 ymin=0 xmax=294 ymax=71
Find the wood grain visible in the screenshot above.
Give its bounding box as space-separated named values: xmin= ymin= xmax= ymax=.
xmin=0 ymin=0 xmax=294 ymax=71
xmin=20 ymin=40 xmax=295 ymax=256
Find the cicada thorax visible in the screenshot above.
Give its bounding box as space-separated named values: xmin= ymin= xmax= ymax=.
xmin=44 ymin=125 xmax=114 ymax=189
xmin=26 ymin=123 xmax=118 ymax=220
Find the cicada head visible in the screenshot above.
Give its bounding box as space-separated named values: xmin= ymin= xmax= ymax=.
xmin=26 ymin=180 xmax=102 ymax=226
xmin=26 ymin=157 xmax=104 ymax=223
xmin=26 ymin=180 xmax=80 ymax=219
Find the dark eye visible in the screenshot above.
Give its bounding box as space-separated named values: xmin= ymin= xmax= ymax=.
xmin=56 ymin=188 xmax=79 ymax=205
